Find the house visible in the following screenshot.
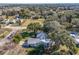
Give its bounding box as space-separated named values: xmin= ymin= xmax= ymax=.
xmin=36 ymin=31 xmax=48 ymax=39
xmin=22 ymin=38 xmax=52 ymax=48
xmin=70 ymin=32 xmax=79 ymax=44
xmin=15 ymin=14 xmax=20 ymax=20
xmin=22 ymin=31 xmax=53 ymax=48
xmin=4 ymin=19 xmax=15 ymax=25
xmin=70 ymin=32 xmax=77 ymax=38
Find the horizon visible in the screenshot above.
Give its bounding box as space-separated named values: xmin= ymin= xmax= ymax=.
xmin=0 ymin=0 xmax=78 ymax=3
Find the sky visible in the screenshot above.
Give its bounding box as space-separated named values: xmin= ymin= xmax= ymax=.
xmin=0 ymin=0 xmax=79 ymax=3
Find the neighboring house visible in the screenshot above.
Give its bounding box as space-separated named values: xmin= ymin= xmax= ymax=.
xmin=5 ymin=19 xmax=15 ymax=25
xmin=70 ymin=32 xmax=77 ymax=38
xmin=12 ymin=19 xmax=16 ymax=24
xmin=15 ymin=14 xmax=20 ymax=20
xmin=22 ymin=31 xmax=53 ymax=48
xmin=70 ymin=32 xmax=79 ymax=44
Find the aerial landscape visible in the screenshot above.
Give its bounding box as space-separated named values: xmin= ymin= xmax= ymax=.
xmin=0 ymin=3 xmax=79 ymax=55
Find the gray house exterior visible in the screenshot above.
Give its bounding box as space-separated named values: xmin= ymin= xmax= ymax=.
xmin=22 ymin=31 xmax=53 ymax=48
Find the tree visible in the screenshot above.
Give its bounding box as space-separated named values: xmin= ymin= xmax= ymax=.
xmin=16 ymin=19 xmax=21 ymax=26
xmin=43 ymin=20 xmax=77 ymax=55
xmin=50 ymin=30 xmax=77 ymax=55
xmin=62 ymin=12 xmax=73 ymax=23
xmin=0 ymin=24 xmax=1 ymax=29
xmin=6 ymin=15 xmax=9 ymax=19
xmin=43 ymin=21 xmax=63 ymax=33
xmin=72 ymin=18 xmax=79 ymax=27
xmin=66 ymin=15 xmax=72 ymax=23
xmin=27 ymin=23 xmax=42 ymax=33
xmin=19 ymin=9 xmax=30 ymax=19
xmin=13 ymin=34 xmax=22 ymax=44
xmin=28 ymin=44 xmax=45 ymax=55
